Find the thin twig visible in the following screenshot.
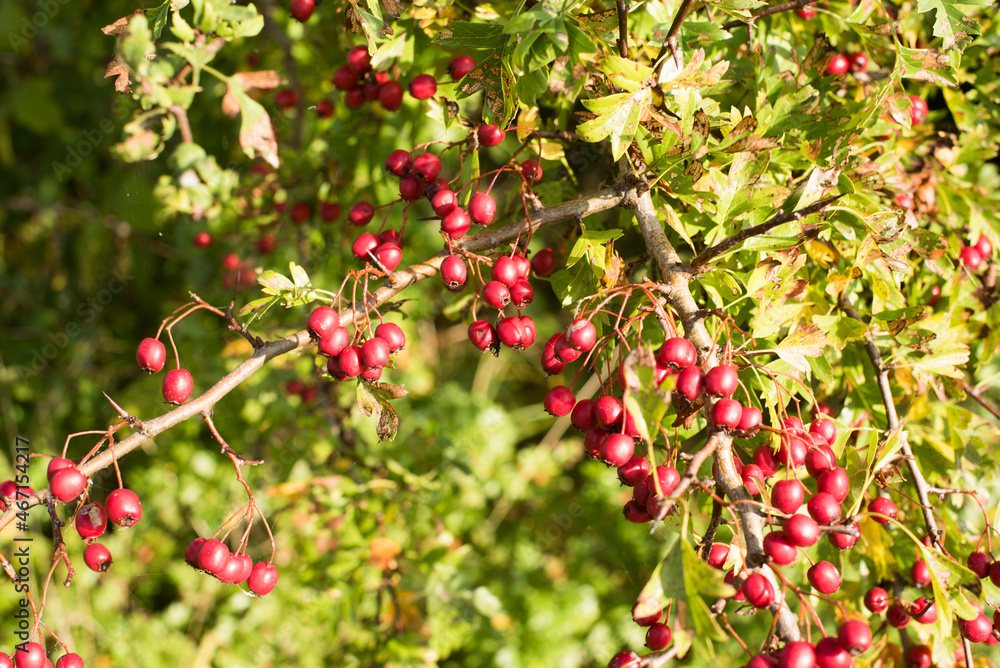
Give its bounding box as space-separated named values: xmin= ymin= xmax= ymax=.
xmin=699 ymin=489 xmax=725 ymax=560
xmin=691 ymin=195 xmax=843 ymax=269
xmin=721 ymin=0 xmax=817 ymax=29
xmin=963 ymin=381 xmax=1000 ymax=423
xmin=615 ymin=0 xmax=630 ymax=58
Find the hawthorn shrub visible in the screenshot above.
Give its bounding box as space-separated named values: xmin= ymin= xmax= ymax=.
xmin=2 ymin=0 xmax=1000 ymax=666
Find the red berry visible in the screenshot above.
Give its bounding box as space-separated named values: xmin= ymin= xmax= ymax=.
xmin=375 ymin=322 xmax=406 ymax=353
xmin=807 ymin=492 xmax=841 ymax=524
xmin=967 ymin=551 xmax=991 ymax=578
xmin=511 ymin=254 xmax=531 ymax=279
xmin=193 ymin=231 xmax=212 ymax=248
xmin=84 ymin=542 xmax=112 ymax=572
xmin=647 ymin=465 xmax=681 ymax=498
xmin=645 ymin=622 xmax=672 ymax=650
xmin=827 ymin=53 xmax=850 ymax=75
xmin=477 ymin=124 xmax=505 ymax=147
xmin=991 ymin=561 xmax=1000 ymax=586
xmin=352 ymin=232 xmax=379 ymax=261
xmin=308 ymin=305 xmax=341 ymax=339
xmin=482 ymin=281 xmax=511 ymax=309
xmin=346 ymin=45 xmax=371 ymax=74
xmin=544 ymin=386 xmax=576 ymax=416
xmin=864 ymin=586 xmax=888 ymax=613
xmin=742 ymin=572 xmax=774 ymax=608
xmin=136 ymin=338 xmax=166 ymax=373
xmin=911 ymin=596 xmax=937 ymax=624
xmin=895 ymin=193 xmax=914 ymax=209
xmin=959 ymin=612 xmax=993 ymax=643
xmin=55 ymin=655 xmax=83 ymax=668
xmin=290 ymin=202 xmax=311 ymax=223
xmin=441 ymin=208 xmax=471 ymax=239
xmin=809 ymin=561 xmax=842 ymax=594
xmin=510 ymin=280 xmax=534 ymax=307
xmin=565 ymin=319 xmax=597 ymax=352
xmin=571 ymin=400 xmax=596 ymax=432
xmin=333 ymin=66 xmax=357 ymax=90
xmin=778 ymin=435 xmax=808 ymax=468
xmin=338 ymin=346 xmax=363 ymax=378
xmin=623 ymin=500 xmax=652 ymax=523
xmin=868 ymin=496 xmax=897 ymax=524
xmin=496 ymin=317 xmax=525 ymax=348
xmin=408 ymin=73 xmax=437 ymax=99
xmin=809 ymin=418 xmax=836 ymax=443
xmin=908 ymin=95 xmax=928 ymax=125
xmin=593 ymin=396 xmax=623 ymax=429
xmin=704 ymin=364 xmax=738 ymax=396
xmin=907 ymin=645 xmax=932 ymax=668
xmin=675 ymin=366 xmax=704 ymax=401
xmin=517 ymin=316 xmax=536 ymax=348
xmin=51 ymin=467 xmax=87 ymax=502
xmin=797 ymin=4 xmax=816 ymax=18
xmin=13 ymin=643 xmax=46 ymax=668
xmin=804 ymin=445 xmax=837 ymax=479
xmin=658 ymin=337 xmax=697 ymax=368
xmin=375 ymin=243 xmax=403 ymax=271
xmin=46 ymin=457 xmax=74 ymax=484
xmin=617 ymin=455 xmax=650 ymax=487
xmin=711 ymin=398 xmax=743 ymax=429
xmin=975 ymin=234 xmax=993 ymax=258
xmin=361 ymin=338 xmax=391 ymax=369
xmin=162 ymin=369 xmax=194 ymax=405
xmin=828 ymin=529 xmax=859 ymax=550
xmin=763 ymin=530 xmax=798 ymax=565
xmin=848 ymin=52 xmax=869 ymax=73
xmin=385 ymin=149 xmax=413 ymax=176
xmin=521 ymin=159 xmax=542 ymax=183
xmin=771 ymin=479 xmax=805 ymax=514
xmin=398 ymin=174 xmax=422 ymax=201
xmin=198 ymin=538 xmax=230 ymax=574
xmin=448 ymin=55 xmax=476 ymax=80
xmin=468 ymin=321 xmax=496 ymax=351
xmin=75 ymin=502 xmax=108 ymax=540
xmin=440 ymin=255 xmax=468 ymax=291
xmin=753 ymin=444 xmax=780 ymax=478
xmin=378 ymin=80 xmax=404 ymax=111
xmin=318 ymin=327 xmax=350 ymax=358
xmin=738 ymin=405 xmax=762 ymax=434
xmin=741 ymin=464 xmax=764 ymax=495
xmin=817 ymin=466 xmax=849 ymax=502
xmin=814 ymin=637 xmax=851 ymax=668
xmin=910 ymin=559 xmax=931 ymax=586
xmin=431 ymin=190 xmax=457 ymax=218
xmin=707 ymin=543 xmax=729 ymax=568
xmin=106 ymin=488 xmax=142 ymax=528
xmin=531 ymin=248 xmax=557 ymax=276
xmin=607 ymin=651 xmax=640 ymax=668
xmin=275 ymin=88 xmax=299 ymax=109
xmin=290 ymin=0 xmax=315 ymax=22
xmin=600 ymin=433 xmax=635 ymax=467
xmin=785 ymin=514 xmax=820 ymax=547
xmin=184 ymin=538 xmax=207 ymax=566
xmin=248 ymin=562 xmax=279 ymax=595
xmin=412 ymin=153 xmax=441 ymax=180
xmin=779 ymin=642 xmax=816 ymax=668
xmin=469 ymin=193 xmax=497 ymax=225
xmin=344 ymin=86 xmax=365 ymax=109
xmin=348 ymin=201 xmax=374 ymax=226
xmin=489 ymin=256 xmax=519 ymax=287
xmin=961 ymin=245 xmax=984 ymax=269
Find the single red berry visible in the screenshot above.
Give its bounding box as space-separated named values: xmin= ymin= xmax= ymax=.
xmin=448 ymin=55 xmax=476 ymax=80
xmin=398 ymin=174 xmax=422 ymax=201
xmin=633 ymin=602 xmax=664 ymax=628
xmin=967 ymin=551 xmax=991 ymax=578
xmin=711 ymin=399 xmax=743 ymax=430
xmin=607 ymin=651 xmax=640 ymax=668
xmin=827 ymin=53 xmax=850 ymax=75
xmin=290 ymin=202 xmax=311 ymax=223
xmin=318 ymin=327 xmax=350 ymax=358
xmin=469 ymin=193 xmax=497 ymax=225
xmin=531 ymin=248 xmax=556 ymax=276
xmin=565 ymin=319 xmax=597 ymax=352
xmin=828 ymin=529 xmax=859 ymax=550
xmin=817 ymin=466 xmax=849 ymax=502
xmin=408 ymin=73 xmax=437 ymax=99
xmin=375 ymin=323 xmax=405 ymax=353
xmin=570 ymin=400 xmax=596 ymax=432
xmin=198 ymin=538 xmax=230 ymax=574
xmin=763 ymin=530 xmax=798 ymax=565
xmin=348 ymin=201 xmax=374 ymax=226
xmin=741 ymin=464 xmax=764 ymax=495
xmin=646 ymin=465 xmax=681 ymax=498
xmin=959 ymin=612 xmax=993 ymax=643
xmin=218 ymin=553 xmax=245 ymax=584
xmin=346 ymin=45 xmax=371 ymax=74
xmin=374 ymin=243 xmax=403 ymax=272
xmin=440 ymin=255 xmax=468 ymax=291
xmin=234 ymin=554 xmax=254 ymax=584
xmin=975 ymin=235 xmax=992 ymax=259
xmin=412 ymin=153 xmax=441 ymax=181
xmin=908 ymin=95 xmax=928 ymax=125
xmin=617 ymin=455 xmax=650 ymax=487
xmin=431 ymin=190 xmax=457 ymax=218
xmin=553 ymin=334 xmax=582 ymax=363
xmin=315 ymin=99 xmax=334 ymax=118
xmin=623 ymin=501 xmax=651 ymax=523
xmin=593 ymin=396 xmax=623 ymax=429
xmin=193 ymin=231 xmax=212 ymax=248
xmin=84 ymin=543 xmax=112 ymax=572
xmin=516 ymin=317 xmax=536 ymax=347
xmin=814 ymin=637 xmax=851 ymax=668
xmin=248 ymin=562 xmax=279 ymax=595
xmin=385 ymin=149 xmax=413 ymax=176
xmin=658 ymin=337 xmax=697 ymax=368
xmin=337 ymin=346 xmax=363 ymax=378
xmin=753 ymin=444 xmax=780 ymax=478
xmin=644 ymin=622 xmax=672 ymax=650
xmin=185 ymin=538 xmax=207 ymax=566
xmin=441 ymin=208 xmax=471 ymax=239
xmin=55 ymin=654 xmax=83 ymax=668
xmin=468 ymin=321 xmax=496 ymax=351
xmin=290 ymin=0 xmax=315 ymax=22
xmin=704 ymin=364 xmax=738 ymax=397
xmin=868 ymin=496 xmax=897 ymax=524
xmin=780 ymin=642 xmax=816 ymax=668
xmin=333 ymin=66 xmax=357 ymax=90
xmin=907 ymin=645 xmax=932 ymax=668
xmin=809 ymin=561 xmax=842 ymax=594
xmin=13 ymin=643 xmax=46 ymax=668
xmin=344 ymin=86 xmax=365 ymax=109
xmin=895 ymin=193 xmax=914 ymax=209
xmin=809 ymin=418 xmax=837 ymax=443
xmin=785 ymin=514 xmax=820 ymax=547
xmin=51 ymin=467 xmax=87 ymax=502
xmin=707 ymin=543 xmax=729 ymax=569
xmin=771 ymin=479 xmax=805 ymax=514
xmin=378 ymin=80 xmax=404 ymax=111
xmin=510 ymin=280 xmax=534 ymax=307
xmin=256 ymin=234 xmax=276 ymax=255
xmin=308 ymin=305 xmax=340 ymax=339
xmin=961 ymin=245 xmax=984 ymax=269
xmin=745 ymin=656 xmax=773 ymax=668
xmin=162 ymin=369 xmax=194 ymax=405
xmin=363 ymin=78 xmax=382 ymax=101
xmin=351 ymin=232 xmax=379 ymax=261
xmin=75 ymin=502 xmax=108 ymax=540
xmin=796 ymin=4 xmax=816 ymax=18
xmin=490 ymin=256 xmax=519 ymax=287
xmin=511 ymin=254 xmax=531 ymax=279
xmin=991 ymin=561 xmax=1000 ymax=586
xmin=910 ymin=559 xmax=931 ymax=586
xmin=804 ymin=445 xmax=837 ymax=479
xmin=496 ymin=317 xmax=526 ymax=349
xmin=584 ymin=428 xmax=605 ymax=459
xmin=477 ymin=124 xmax=506 ymax=147
xmin=909 ymin=596 xmax=937 ymax=624
xmin=136 ymin=338 xmax=167 ymax=373
xmin=222 ymin=252 xmax=240 ymax=271
xmin=778 ymin=435 xmax=808 ymax=468
xmin=742 ymin=573 xmax=774 ymax=608
xmin=738 ymin=405 xmax=762 ymax=434
xmin=543 ymin=386 xmax=576 ymax=416
xmin=482 ymin=281 xmax=511 ymax=309
xmin=360 ymin=338 xmax=391 ymax=369
xmin=600 ymin=433 xmax=635 ymax=467
xmin=275 ymin=88 xmax=299 ymax=109
xmin=864 ymin=586 xmax=888 ymax=613
xmin=848 ymin=52 xmax=869 ymax=73
xmin=675 ymin=366 xmax=704 ymax=401
xmin=807 ymin=492 xmax=842 ymax=524
xmin=46 ymin=457 xmax=74 ymax=484
xmin=106 ymin=488 xmax=142 ymax=528
xmin=520 ymin=159 xmax=542 ymax=183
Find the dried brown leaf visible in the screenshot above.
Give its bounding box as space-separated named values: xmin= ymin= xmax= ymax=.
xmin=102 ymin=9 xmax=146 ymax=36
xmin=104 ymin=55 xmax=132 ymax=93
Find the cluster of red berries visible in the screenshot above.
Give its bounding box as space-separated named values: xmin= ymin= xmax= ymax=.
xmin=826 ymin=51 xmax=869 ymax=75
xmin=959 ymin=233 xmax=993 ymax=272
xmin=136 ymin=337 xmax=195 ymax=405
xmin=467 ymin=253 xmax=538 ymax=352
xmin=0 ymin=643 xmax=85 ymax=668
xmin=184 ymin=536 xmax=278 ymax=595
xmin=307 ymin=305 xmax=405 ymax=383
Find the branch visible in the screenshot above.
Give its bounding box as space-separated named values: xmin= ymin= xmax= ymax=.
xmin=628 ymin=185 xmax=801 ymax=643
xmin=0 ymin=187 xmax=627 ymax=534
xmin=721 ymin=0 xmax=817 ymax=29
xmin=963 ymin=381 xmax=1000 ymax=424
xmin=690 ymin=195 xmax=843 ymax=269
xmin=841 ymin=303 xmax=941 ymax=544
xmin=652 ymin=0 xmax=699 ymax=79
xmin=615 ymin=0 xmax=630 ymax=58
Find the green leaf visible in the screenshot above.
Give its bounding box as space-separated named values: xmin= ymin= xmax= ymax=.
xmin=914 ymin=0 xmax=985 ymax=51
xmin=435 ymin=21 xmax=507 ymax=49
xmin=257 ymin=270 xmax=295 ymax=295
xmin=602 ymin=56 xmax=653 ymax=93
xmin=811 ymin=314 xmax=868 ymax=350
xmin=775 ymin=325 xmax=827 ymax=375
xmin=896 ymin=44 xmax=958 ymax=87
xmin=289 ymin=262 xmax=310 ymax=289
xmin=577 ymin=88 xmax=652 ymax=161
